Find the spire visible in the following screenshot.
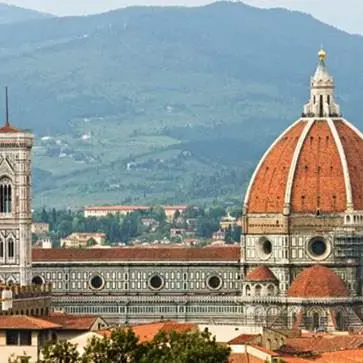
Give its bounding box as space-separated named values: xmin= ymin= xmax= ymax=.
xmin=303 ymin=49 xmax=341 ymax=118
xmin=5 ymin=86 xmax=9 ymax=127
xmin=0 ymin=87 xmax=20 ymax=133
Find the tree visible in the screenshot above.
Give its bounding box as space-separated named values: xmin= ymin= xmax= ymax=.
xmin=141 ymin=328 xmax=231 ymax=363
xmin=40 ymin=340 xmax=81 ymax=363
xmin=196 ymin=217 xmax=219 ymax=238
xmin=83 ymin=328 xmax=146 ymax=363
xmin=41 ymin=208 xmax=49 ymax=223
xmin=87 ymin=237 xmax=98 ymax=247
xmin=40 ymin=328 xmax=230 ymax=363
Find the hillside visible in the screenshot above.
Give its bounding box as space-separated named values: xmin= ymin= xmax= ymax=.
xmin=0 ymin=2 xmax=363 ymax=208
xmin=0 ymin=3 xmax=52 ymax=24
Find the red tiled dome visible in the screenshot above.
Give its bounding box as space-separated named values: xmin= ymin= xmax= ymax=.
xmin=287 ymin=265 xmax=348 ymax=298
xmin=244 ymin=118 xmax=363 ymax=214
xmin=246 ymin=265 xmax=277 ymax=281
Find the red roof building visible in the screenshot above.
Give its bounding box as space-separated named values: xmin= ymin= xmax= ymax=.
xmin=246 ymin=266 xmax=277 ymax=282
xmin=287 ymin=265 xmax=348 ymax=298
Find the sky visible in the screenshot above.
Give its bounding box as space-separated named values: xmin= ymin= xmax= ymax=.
xmin=2 ymin=0 xmax=362 ymax=35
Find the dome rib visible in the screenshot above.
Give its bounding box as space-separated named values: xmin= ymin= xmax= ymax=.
xmin=336 ymin=119 xmax=363 ymax=210
xmin=283 ymin=118 xmax=315 ymax=214
xmin=244 ymin=120 xmax=306 ymax=213
xmin=287 ymin=265 xmax=348 ymax=298
xmin=327 ymin=118 xmax=353 ymax=210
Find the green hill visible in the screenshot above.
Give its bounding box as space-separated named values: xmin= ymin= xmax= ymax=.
xmin=0 ymin=3 xmax=52 ymax=24
xmin=0 ymin=2 xmax=362 ymax=208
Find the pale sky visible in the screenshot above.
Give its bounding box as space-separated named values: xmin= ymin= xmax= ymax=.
xmin=2 ymin=0 xmax=362 ymax=35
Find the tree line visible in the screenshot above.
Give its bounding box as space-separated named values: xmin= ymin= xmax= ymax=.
xmin=10 ymin=327 xmax=231 ymax=363
xmin=33 ymin=205 xmax=242 ymax=246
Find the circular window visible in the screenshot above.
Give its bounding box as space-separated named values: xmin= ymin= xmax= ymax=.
xmin=307 ymin=237 xmax=330 ymax=260
xmin=206 ymin=275 xmax=223 ymax=290
xmin=256 ymin=237 xmax=273 ymax=260
xmin=148 ymin=274 xmax=164 ymax=291
xmin=32 ymin=276 xmax=44 ymax=286
xmin=89 ymin=275 xmax=104 ymax=290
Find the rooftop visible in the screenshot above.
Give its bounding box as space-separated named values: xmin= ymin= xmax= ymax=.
xmin=85 ymin=205 xmax=188 ymax=211
xmin=32 ymin=246 xmax=240 ymax=262
xmin=99 ymin=321 xmax=196 ymax=342
xmin=287 ymin=265 xmax=349 ymax=298
xmin=43 ymin=312 xmax=102 ymax=331
xmin=0 ymin=316 xmax=61 ymax=330
xmin=246 ymin=266 xmax=277 ymax=282
xmin=280 ymin=334 xmax=363 ymax=355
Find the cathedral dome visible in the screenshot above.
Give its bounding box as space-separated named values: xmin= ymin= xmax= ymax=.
xmin=244 ymin=50 xmax=363 ymax=215
xmin=246 ymin=265 xmax=277 ymax=281
xmin=287 ymin=265 xmax=348 ymax=298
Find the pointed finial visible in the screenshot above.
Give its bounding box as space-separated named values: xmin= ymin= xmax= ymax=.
xmin=318 ymin=48 xmax=326 ymax=62
xmin=5 ymin=86 xmax=9 ymax=127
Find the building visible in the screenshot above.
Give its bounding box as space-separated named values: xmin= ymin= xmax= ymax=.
xmin=42 ymin=312 xmax=108 ymax=341
xmin=0 ymin=314 xmax=108 ymax=362
xmin=220 ymin=214 xmax=238 ymax=231
xmin=26 ymin=50 xmax=363 ymax=330
xmin=31 ymin=223 xmax=49 ymax=236
xmin=84 ymin=205 xmax=187 ymax=222
xmin=0 ymin=106 xmax=33 ymax=286
xmin=60 ymin=232 xmax=106 ymax=248
xmin=240 ymin=49 xmax=363 ymax=331
xmin=0 ymin=315 xmax=61 ymax=362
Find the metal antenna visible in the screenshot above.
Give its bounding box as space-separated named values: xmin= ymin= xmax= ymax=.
xmin=5 ymin=86 xmax=9 ymax=126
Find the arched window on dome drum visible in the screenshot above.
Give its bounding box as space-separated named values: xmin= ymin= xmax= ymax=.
xmin=255 ymin=285 xmax=262 ymax=297
xmin=245 ymin=285 xmax=251 ymax=296
xmin=8 ymin=238 xmax=14 ymax=259
xmin=0 ymin=178 xmax=12 ymax=213
xmin=267 ymin=285 xmax=275 ymax=296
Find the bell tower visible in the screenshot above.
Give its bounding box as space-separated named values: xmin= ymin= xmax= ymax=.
xmin=0 ymin=88 xmax=33 ymax=286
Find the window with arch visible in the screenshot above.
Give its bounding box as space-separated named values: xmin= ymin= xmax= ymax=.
xmin=267 ymin=284 xmax=275 ymax=296
xmin=0 ymin=177 xmax=12 ymax=213
xmin=245 ymin=285 xmax=251 ymax=296
xmin=7 ymin=238 xmax=14 ymax=259
xmin=255 ymin=285 xmax=262 ymax=296
xmin=0 ymin=241 xmax=3 ymax=258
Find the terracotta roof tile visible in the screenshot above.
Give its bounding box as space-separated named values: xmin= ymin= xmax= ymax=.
xmin=282 ymin=350 xmax=363 ymax=362
xmin=335 ymin=120 xmax=363 ymax=210
xmin=0 ymin=123 xmax=20 ymax=133
xmin=32 ymin=246 xmax=240 ymax=262
xmin=228 ymin=334 xmax=260 ymax=345
xmin=247 ymin=121 xmax=306 ymax=213
xmin=229 ymin=353 xmax=264 ymax=363
xmin=85 ymin=205 xmax=187 ymax=211
xmin=319 ymin=350 xmax=363 ymax=362
xmin=290 ymin=120 xmax=346 ymax=213
xmin=0 ymin=316 xmax=61 ymax=330
xmin=246 ymin=118 xmax=363 ymax=215
xmin=280 ymin=335 xmax=363 ymax=354
xmin=43 ymin=312 xmax=99 ymax=330
xmin=287 ymin=265 xmax=348 ymax=298
xmin=98 ymin=321 xmax=197 ymax=343
xmin=246 ymin=266 xmax=277 ymax=281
